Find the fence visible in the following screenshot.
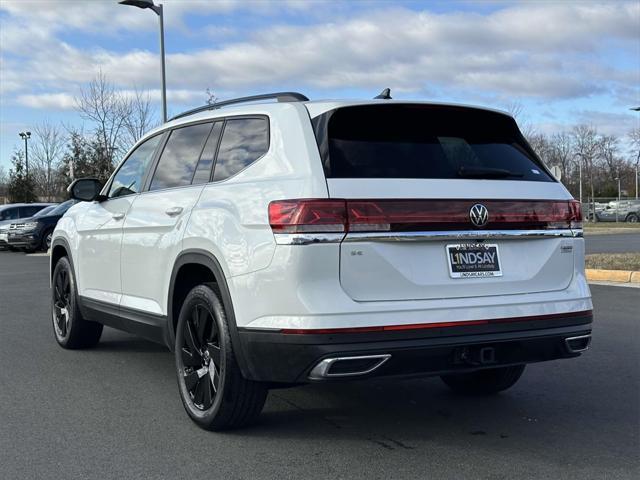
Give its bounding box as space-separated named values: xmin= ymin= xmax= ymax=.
xmin=584 ymin=197 xmax=640 ymax=223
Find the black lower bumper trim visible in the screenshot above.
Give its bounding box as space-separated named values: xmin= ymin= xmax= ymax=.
xmin=237 ymin=313 xmax=593 ymax=383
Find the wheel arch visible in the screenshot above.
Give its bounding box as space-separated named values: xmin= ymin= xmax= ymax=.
xmin=50 ymin=237 xmax=75 ymax=283
xmin=168 ymin=249 xmax=251 ymax=378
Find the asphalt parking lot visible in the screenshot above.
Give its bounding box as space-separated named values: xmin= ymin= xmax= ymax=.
xmin=0 ymin=251 xmax=638 ymax=480
xmin=585 ymin=232 xmax=640 ymax=254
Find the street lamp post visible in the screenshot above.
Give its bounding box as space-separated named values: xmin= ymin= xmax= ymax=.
xmin=119 ymin=0 xmax=167 ymax=123
xmin=632 ymin=107 xmax=640 ymax=199
xmin=18 ymin=131 xmax=31 ymax=177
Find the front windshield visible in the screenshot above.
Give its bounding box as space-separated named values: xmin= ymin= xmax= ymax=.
xmin=47 ymin=200 xmax=75 ymax=216
xmin=33 ymin=205 xmax=57 ymax=217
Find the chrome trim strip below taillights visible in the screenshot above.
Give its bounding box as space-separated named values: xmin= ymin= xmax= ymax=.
xmin=274 ymin=229 xmax=582 ymax=245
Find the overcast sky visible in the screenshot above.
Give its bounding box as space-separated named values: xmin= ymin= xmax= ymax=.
xmin=1 ymin=0 xmax=639 ymax=170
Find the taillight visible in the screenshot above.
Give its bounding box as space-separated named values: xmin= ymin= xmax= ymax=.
xmin=268 ymin=199 xmax=583 ymax=233
xmin=268 ymin=199 xmax=347 ymax=233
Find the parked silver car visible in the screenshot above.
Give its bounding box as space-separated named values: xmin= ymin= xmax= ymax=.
xmin=593 ymin=200 xmax=640 ymax=222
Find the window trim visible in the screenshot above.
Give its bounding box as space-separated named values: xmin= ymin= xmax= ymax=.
xmin=102 ymin=131 xmax=167 ymax=199
xmin=146 ymin=121 xmax=215 ymax=193
xmin=210 ymin=114 xmax=271 ymax=184
xmin=134 ymin=114 xmax=271 ymax=194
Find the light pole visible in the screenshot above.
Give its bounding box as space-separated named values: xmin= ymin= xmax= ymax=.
xmin=119 ymin=0 xmax=167 ymax=123
xmin=632 ymin=107 xmax=640 ymax=199
xmin=574 ymin=152 xmax=584 ymax=205
xmin=18 ymin=131 xmax=31 ymax=177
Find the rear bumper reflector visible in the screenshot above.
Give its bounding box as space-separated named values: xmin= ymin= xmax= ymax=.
xmin=279 ymin=309 xmax=593 ymax=335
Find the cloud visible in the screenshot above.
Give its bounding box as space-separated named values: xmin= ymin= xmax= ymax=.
xmin=2 ymin=1 xmax=638 ymax=108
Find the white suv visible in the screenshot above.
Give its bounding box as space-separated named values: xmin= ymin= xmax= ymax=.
xmin=51 ymin=92 xmax=593 ymax=430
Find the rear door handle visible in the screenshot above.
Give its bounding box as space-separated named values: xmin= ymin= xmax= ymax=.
xmin=165 ymin=207 xmax=184 ymax=217
xmin=112 ymin=213 xmax=125 ymax=221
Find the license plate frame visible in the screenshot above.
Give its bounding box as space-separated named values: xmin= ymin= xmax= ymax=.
xmin=446 ymin=243 xmax=502 ymax=278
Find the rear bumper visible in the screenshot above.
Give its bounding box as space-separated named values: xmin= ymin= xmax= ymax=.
xmin=236 ymin=310 xmax=593 ymax=383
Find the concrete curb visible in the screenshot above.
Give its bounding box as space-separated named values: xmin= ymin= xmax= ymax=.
xmin=586 ymin=269 xmax=640 ymax=283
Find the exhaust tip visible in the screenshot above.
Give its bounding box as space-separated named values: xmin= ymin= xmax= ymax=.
xmin=565 ymin=334 xmax=591 ymax=353
xmin=308 ymin=354 xmax=391 ymax=380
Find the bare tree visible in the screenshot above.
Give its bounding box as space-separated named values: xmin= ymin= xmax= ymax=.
xmin=505 ymin=100 xmax=536 ymax=139
xmin=30 ymin=121 xmax=66 ymax=201
xmin=205 ymin=88 xmax=218 ymax=106
xmin=549 ymin=132 xmax=574 ymax=182
xmin=572 ymin=125 xmax=600 ymax=205
xmin=124 ymin=88 xmax=157 ymax=146
xmin=76 ymin=71 xmax=132 ymax=168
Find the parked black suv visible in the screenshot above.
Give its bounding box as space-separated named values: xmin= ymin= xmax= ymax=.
xmin=6 ymin=200 xmax=76 ymax=252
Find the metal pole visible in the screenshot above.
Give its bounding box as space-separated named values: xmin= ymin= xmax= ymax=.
xmin=24 ymin=136 xmax=29 ymax=178
xmin=158 ymin=4 xmax=167 ymax=123
xmin=636 ymin=155 xmax=640 ymax=200
xmin=579 ymin=159 xmax=582 ymax=205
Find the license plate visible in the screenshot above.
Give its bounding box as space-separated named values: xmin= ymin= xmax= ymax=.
xmin=447 ymin=243 xmax=502 ymax=278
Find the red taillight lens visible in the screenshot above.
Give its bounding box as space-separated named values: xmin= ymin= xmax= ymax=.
xmin=268 ymin=199 xmax=347 ymax=233
xmin=269 ymin=199 xmax=583 ymax=233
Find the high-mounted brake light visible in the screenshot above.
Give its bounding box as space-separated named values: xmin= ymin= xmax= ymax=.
xmin=268 ymin=199 xmax=583 ymax=234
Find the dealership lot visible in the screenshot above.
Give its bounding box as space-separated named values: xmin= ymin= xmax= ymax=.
xmin=585 ymin=232 xmax=640 ymax=254
xmin=0 ymin=252 xmax=638 ymax=480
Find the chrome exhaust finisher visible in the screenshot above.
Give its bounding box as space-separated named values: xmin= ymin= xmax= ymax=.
xmin=308 ymin=354 xmax=391 ymax=380
xmin=564 ymin=334 xmax=592 ymax=354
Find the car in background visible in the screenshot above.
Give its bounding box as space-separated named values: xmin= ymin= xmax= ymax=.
xmin=6 ymin=200 xmax=76 ymax=252
xmin=0 ymin=203 xmax=55 ymax=227
xmin=0 ymin=204 xmax=59 ymax=250
xmin=593 ymin=200 xmax=640 ymax=223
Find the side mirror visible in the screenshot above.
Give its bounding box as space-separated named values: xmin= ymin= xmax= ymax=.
xmin=68 ymin=178 xmax=104 ymax=202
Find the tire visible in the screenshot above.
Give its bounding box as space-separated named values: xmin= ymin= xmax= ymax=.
xmin=41 ymin=228 xmax=54 ymax=251
xmin=626 ymin=213 xmax=639 ymax=223
xmin=440 ymin=365 xmax=526 ymax=395
xmin=51 ymin=256 xmax=103 ymax=349
xmin=175 ymin=284 xmax=268 ymax=431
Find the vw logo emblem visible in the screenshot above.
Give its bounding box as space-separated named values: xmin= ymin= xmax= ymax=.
xmin=469 ymin=204 xmax=489 ymax=227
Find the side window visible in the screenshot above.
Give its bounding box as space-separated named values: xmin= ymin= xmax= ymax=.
xmin=1 ymin=208 xmax=20 ymax=220
xmin=213 ymin=118 xmax=269 ymax=182
xmin=192 ymin=122 xmax=223 ymax=185
xmin=150 ymin=122 xmax=213 ymax=191
xmin=20 ymin=206 xmax=41 ymax=217
xmin=108 ymin=134 xmax=162 ymax=198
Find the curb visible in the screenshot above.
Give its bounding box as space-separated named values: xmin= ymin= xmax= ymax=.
xmin=586 ymin=269 xmax=640 ymax=283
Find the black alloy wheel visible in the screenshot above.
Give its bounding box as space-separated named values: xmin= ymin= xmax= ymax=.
xmin=44 ymin=230 xmax=54 ymax=251
xmin=180 ymin=303 xmax=222 ymax=410
xmin=175 ymin=284 xmax=268 ymax=430
xmin=51 ymin=256 xmax=103 ymax=349
xmin=52 ymin=265 xmax=71 ymax=338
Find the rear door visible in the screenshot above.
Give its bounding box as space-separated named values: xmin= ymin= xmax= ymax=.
xmin=119 ymin=121 xmax=220 ymax=315
xmin=312 ymin=104 xmax=579 ymax=302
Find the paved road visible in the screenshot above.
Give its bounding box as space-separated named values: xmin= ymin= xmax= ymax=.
xmin=0 ymin=251 xmax=638 ymax=480
xmin=585 ymin=232 xmax=640 ymax=254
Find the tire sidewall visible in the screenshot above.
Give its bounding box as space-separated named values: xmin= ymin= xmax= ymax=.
xmin=175 ymin=285 xmax=230 ymax=424
xmin=51 ymin=256 xmax=78 ymax=347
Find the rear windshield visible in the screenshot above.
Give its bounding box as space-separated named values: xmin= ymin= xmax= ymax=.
xmin=311 ymin=104 xmax=553 ymax=182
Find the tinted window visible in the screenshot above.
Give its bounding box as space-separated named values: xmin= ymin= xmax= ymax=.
xmin=150 ymin=123 xmax=213 ymax=191
xmin=109 ymin=134 xmax=162 ymax=198
xmin=34 ymin=205 xmax=57 ymax=217
xmin=0 ymin=207 xmax=20 ymax=220
xmin=20 ymin=206 xmax=44 ymax=217
xmin=192 ymin=122 xmax=223 ymax=185
xmin=213 ymin=118 xmax=269 ymax=181
xmin=48 ymin=200 xmax=75 ymax=216
xmin=313 ymin=105 xmax=553 ymax=182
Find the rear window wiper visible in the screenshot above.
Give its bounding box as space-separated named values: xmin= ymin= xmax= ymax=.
xmin=457 ymin=166 xmax=524 ymax=178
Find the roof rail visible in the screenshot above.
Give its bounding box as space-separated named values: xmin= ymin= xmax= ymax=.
xmin=168 ymin=91 xmax=309 ymax=122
